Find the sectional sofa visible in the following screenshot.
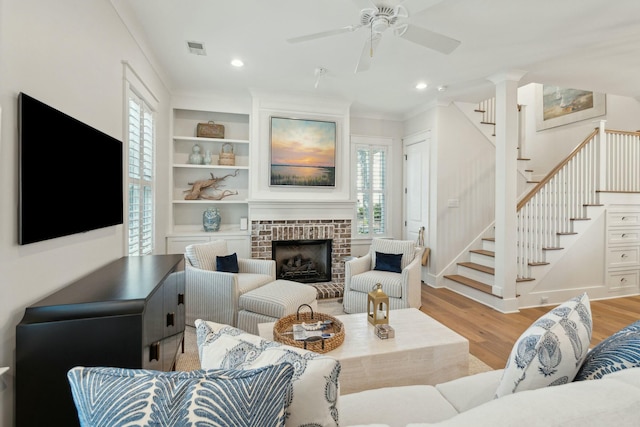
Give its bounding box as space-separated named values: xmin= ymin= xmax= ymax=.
xmin=66 ymin=293 xmax=640 ymax=426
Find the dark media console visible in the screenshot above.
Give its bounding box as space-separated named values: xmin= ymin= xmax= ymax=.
xmin=16 ymin=255 xmax=185 ymax=427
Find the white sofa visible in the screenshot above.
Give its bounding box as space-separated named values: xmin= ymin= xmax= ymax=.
xmin=340 ymin=367 xmax=640 ymax=427
xmin=193 ymin=292 xmax=640 ymax=427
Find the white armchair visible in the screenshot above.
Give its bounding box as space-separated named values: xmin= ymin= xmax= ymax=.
xmin=184 ymin=240 xmax=275 ymax=327
xmin=343 ymin=238 xmax=424 ymax=314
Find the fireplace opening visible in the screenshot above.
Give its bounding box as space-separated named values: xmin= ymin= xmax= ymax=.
xmin=272 ymin=239 xmax=332 ymax=283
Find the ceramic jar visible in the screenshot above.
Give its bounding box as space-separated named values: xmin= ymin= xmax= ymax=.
xmin=203 ymin=207 xmax=221 ymax=232
xmin=189 ymin=144 xmax=204 ymax=165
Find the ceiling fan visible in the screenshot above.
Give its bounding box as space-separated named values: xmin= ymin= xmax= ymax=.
xmin=286 ymin=0 xmax=461 ymax=73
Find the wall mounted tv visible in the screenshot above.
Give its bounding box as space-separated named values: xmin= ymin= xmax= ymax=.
xmin=18 ymin=92 xmax=124 ymax=245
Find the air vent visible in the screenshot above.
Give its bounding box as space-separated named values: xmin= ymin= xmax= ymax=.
xmin=186 ymin=41 xmax=206 ymax=56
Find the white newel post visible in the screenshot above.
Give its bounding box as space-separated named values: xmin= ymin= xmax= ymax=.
xmin=598 ymin=119 xmax=607 ymax=192
xmin=518 ymin=104 xmax=527 ymax=160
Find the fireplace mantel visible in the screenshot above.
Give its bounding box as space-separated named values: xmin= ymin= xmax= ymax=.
xmin=249 ymin=200 xmax=355 ymax=222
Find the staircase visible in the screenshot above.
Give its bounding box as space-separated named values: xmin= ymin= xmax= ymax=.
xmin=444 ymin=108 xmax=640 ymax=310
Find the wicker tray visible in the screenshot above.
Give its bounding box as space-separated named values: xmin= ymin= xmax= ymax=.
xmin=273 ymin=304 xmax=345 ymax=353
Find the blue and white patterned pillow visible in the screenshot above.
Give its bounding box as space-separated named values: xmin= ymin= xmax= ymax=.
xmin=574 ymin=319 xmax=640 ymax=381
xmin=495 ymin=292 xmax=592 ymax=397
xmin=67 ymin=364 xmax=294 ymax=427
xmin=196 ymin=319 xmax=341 ymax=427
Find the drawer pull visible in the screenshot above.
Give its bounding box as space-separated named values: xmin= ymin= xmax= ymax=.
xmin=167 ymin=312 xmax=175 ymax=327
xmin=622 ymin=216 xmax=627 ymax=220
xmin=621 ymin=277 xmax=627 ymax=283
xmin=621 ymin=233 xmax=627 ymax=238
xmin=178 ymin=293 xmax=185 ymax=305
xmin=149 ymin=342 xmax=160 ymax=362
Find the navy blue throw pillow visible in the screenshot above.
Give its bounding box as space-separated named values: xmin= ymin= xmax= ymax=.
xmin=216 ymin=253 xmax=239 ymax=273
xmin=374 ymin=251 xmax=403 ymax=273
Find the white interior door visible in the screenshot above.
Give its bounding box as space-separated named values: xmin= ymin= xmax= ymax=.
xmin=403 ymin=132 xmax=430 ymax=244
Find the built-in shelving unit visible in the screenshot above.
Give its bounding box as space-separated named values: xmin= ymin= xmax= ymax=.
xmin=167 ymin=107 xmax=251 ymax=256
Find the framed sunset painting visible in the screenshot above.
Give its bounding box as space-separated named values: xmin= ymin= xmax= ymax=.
xmin=269 ymin=116 xmax=336 ymax=187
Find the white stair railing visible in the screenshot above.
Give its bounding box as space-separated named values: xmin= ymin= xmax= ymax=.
xmin=515 ymin=123 xmax=640 ymax=279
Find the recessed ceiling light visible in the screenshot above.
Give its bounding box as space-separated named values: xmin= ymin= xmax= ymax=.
xmin=231 ymin=59 xmax=244 ymax=68
xmin=416 ymin=82 xmax=428 ymax=90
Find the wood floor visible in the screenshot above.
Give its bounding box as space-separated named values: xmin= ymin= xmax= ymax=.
xmin=419 ymin=284 xmax=640 ymax=370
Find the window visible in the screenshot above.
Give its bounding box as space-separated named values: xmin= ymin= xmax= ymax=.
xmin=355 ymin=142 xmax=388 ymax=237
xmin=127 ymin=90 xmax=154 ymax=256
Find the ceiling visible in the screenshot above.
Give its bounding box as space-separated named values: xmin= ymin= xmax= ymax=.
xmin=112 ymin=0 xmax=640 ymax=119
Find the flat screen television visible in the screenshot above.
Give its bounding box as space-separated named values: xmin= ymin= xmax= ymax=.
xmin=18 ymin=92 xmax=124 ymax=245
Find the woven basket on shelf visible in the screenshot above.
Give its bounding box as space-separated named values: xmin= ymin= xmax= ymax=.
xmin=273 ymin=304 xmax=345 ymax=353
xmin=218 ymin=142 xmax=235 ymax=166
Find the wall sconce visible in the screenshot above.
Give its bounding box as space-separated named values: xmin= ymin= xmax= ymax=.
xmin=367 ymin=283 xmax=389 ymax=325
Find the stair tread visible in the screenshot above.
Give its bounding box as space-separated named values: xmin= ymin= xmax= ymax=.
xmin=518 ymin=157 xmax=531 ymax=161
xmin=444 ymin=274 xmax=495 ymax=295
xmin=571 ymin=217 xmax=591 ymax=221
xmin=542 ymin=247 xmax=564 ymax=251
xmin=470 ymin=249 xmax=495 ymax=257
xmin=528 ymin=262 xmax=549 ymax=266
xmin=517 ymin=277 xmax=535 ymax=282
xmin=482 ymin=237 xmax=495 ymax=242
xmin=557 ymin=232 xmax=578 ymax=235
xmin=458 ymin=261 xmax=494 ymax=275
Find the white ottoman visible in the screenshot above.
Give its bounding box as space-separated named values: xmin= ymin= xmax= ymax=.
xmin=237 ymin=279 xmax=318 ymax=335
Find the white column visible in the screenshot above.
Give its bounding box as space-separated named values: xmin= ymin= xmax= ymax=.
xmin=488 ymin=70 xmax=526 ymax=300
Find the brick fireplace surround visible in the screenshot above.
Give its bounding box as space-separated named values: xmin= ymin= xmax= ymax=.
xmin=251 ymin=219 xmax=352 ymax=299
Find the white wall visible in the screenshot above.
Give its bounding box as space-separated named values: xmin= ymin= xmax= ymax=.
xmin=434 ymin=105 xmax=496 ymax=276
xmin=0 ymin=1 xmax=170 ymax=425
xmin=404 ymin=104 xmax=495 ymax=282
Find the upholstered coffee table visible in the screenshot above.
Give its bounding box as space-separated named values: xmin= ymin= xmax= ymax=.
xmin=258 ymin=307 xmax=469 ymax=394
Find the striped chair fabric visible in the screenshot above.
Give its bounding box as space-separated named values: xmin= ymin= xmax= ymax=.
xmin=185 ymin=240 xmax=276 ymax=327
xmin=343 ymin=238 xmax=423 ymax=314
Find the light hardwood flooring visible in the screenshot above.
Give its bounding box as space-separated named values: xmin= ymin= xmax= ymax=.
xmin=420 ymin=284 xmax=640 ymax=370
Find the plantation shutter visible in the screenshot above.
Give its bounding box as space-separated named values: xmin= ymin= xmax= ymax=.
xmin=127 ymin=91 xmax=154 ymax=256
xmin=356 ymin=144 xmax=387 ymax=236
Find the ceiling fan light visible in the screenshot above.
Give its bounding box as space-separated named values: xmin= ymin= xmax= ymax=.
xmin=371 ymin=17 xmax=389 ymax=34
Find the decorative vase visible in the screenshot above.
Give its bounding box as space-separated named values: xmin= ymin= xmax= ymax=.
xmin=189 ymin=144 xmax=204 ymax=165
xmin=203 ymin=150 xmax=212 ymax=165
xmin=203 ymin=207 xmax=221 ymax=232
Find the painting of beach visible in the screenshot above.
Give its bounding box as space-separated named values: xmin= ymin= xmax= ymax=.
xmin=270 ymin=116 xmax=336 ymax=187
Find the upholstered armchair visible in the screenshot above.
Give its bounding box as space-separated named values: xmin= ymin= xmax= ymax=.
xmin=184 ymin=240 xmax=275 ymax=327
xmin=343 ymin=238 xmax=424 ymax=314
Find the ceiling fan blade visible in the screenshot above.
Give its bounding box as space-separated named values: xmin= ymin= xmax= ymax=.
xmin=398 ymin=23 xmax=460 ymax=54
xmin=398 ymin=0 xmax=444 ymax=16
xmin=287 ymin=25 xmax=361 ymax=44
xmin=354 ymin=34 xmax=382 ymax=73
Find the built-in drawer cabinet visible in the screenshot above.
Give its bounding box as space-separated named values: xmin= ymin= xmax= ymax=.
xmin=606 ymin=207 xmax=640 ymax=292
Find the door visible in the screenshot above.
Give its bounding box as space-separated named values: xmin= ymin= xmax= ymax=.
xmin=403 ymin=131 xmax=430 ymax=245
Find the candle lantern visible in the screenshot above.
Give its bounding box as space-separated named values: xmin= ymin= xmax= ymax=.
xmin=367 ymin=283 xmax=389 ymax=325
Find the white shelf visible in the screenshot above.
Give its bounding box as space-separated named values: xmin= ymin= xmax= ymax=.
xmin=169 ymin=224 xmax=248 ymax=235
xmin=173 ymin=135 xmax=249 ymax=144
xmin=173 ymin=164 xmax=249 ymax=170
xmin=173 ymin=199 xmax=248 ymax=204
